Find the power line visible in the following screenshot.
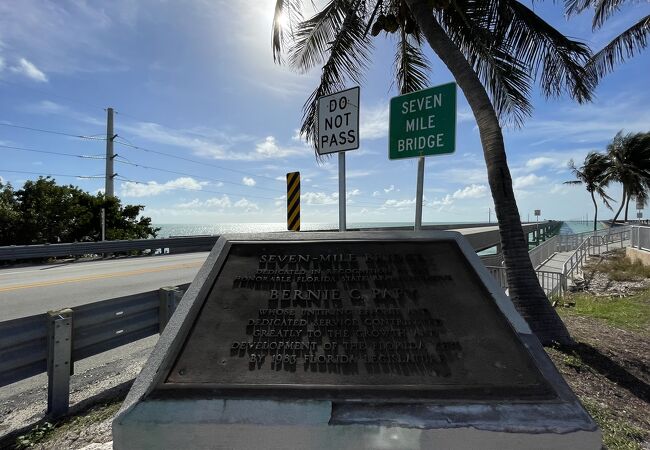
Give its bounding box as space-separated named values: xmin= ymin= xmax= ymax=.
xmin=113 ymin=156 xmax=284 ymax=193
xmin=0 ymin=122 xmax=106 ymax=141
xmin=0 ymin=144 xmax=106 ymax=160
xmin=115 ymin=176 xmax=279 ymax=201
xmin=113 ymin=138 xmax=282 ymax=183
xmin=0 ymin=169 xmax=104 ymax=179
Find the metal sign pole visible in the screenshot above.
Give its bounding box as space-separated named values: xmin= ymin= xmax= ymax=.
xmin=339 ymin=152 xmax=346 ymax=231
xmin=414 ymin=156 xmax=425 ymax=230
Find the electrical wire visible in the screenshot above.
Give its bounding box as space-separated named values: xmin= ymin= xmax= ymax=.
xmin=113 ymin=156 xmax=285 ymax=193
xmin=0 ymin=122 xmax=106 ymax=141
xmin=0 ymin=169 xmax=104 ymax=179
xmin=0 ymin=144 xmax=106 ymax=160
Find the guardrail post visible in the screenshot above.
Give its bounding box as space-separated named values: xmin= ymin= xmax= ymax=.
xmin=159 ymin=286 xmax=183 ymax=333
xmin=47 ymin=308 xmax=73 ymax=418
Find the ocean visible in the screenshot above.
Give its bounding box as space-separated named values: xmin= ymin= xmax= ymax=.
xmin=154 ymin=220 xmax=599 ymax=238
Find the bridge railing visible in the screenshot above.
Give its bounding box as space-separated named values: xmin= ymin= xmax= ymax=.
xmin=631 ymin=226 xmax=650 ymax=251
xmin=562 ymin=228 xmax=631 ymax=280
xmin=0 ymin=284 xmax=188 ymax=417
xmin=486 ymin=266 xmax=566 ymax=299
xmin=0 ymin=236 xmax=219 ymax=261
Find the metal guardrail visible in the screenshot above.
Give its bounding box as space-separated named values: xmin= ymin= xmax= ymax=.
xmin=529 ymin=235 xmax=559 ymax=268
xmin=562 ymin=228 xmax=630 ymax=280
xmin=0 ymin=283 xmax=188 ymax=417
xmin=486 ymin=266 xmax=566 ymax=298
xmin=0 ymin=236 xmax=219 ymax=261
xmin=631 ymin=226 xmax=650 ymax=251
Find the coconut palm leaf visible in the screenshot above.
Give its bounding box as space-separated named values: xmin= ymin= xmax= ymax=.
xmin=289 ymin=0 xmax=350 ymax=71
xmin=394 ymin=28 xmax=430 ymax=95
xmin=592 ymin=0 xmax=629 ymax=29
xmin=587 ymin=15 xmax=650 ymax=79
xmin=493 ymin=0 xmax=595 ymax=102
xmin=298 ymin=3 xmax=373 ymax=151
xmin=272 ymin=0 xmax=303 ymax=63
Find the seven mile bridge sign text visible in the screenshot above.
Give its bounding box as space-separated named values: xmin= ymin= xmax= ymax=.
xmin=389 ymin=83 xmax=457 ymax=160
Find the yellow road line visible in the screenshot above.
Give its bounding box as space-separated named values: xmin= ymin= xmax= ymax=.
xmin=0 ymin=262 xmax=202 ymax=292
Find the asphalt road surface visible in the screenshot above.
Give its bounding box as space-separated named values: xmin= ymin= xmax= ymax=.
xmin=0 ymin=252 xmax=209 ymax=321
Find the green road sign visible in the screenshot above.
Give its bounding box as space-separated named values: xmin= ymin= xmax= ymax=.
xmin=389 ymin=83 xmax=456 ymax=160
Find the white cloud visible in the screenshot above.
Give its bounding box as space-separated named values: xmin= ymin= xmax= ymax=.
xmin=513 ymin=174 xmax=546 ymax=190
xmin=0 ymin=56 xmax=4 ymax=72
xmin=384 ymin=184 xmax=395 ymax=193
xmin=452 ymin=184 xmax=488 ymax=200
xmin=11 ymin=58 xmax=48 ymax=82
xmin=242 ymin=176 xmax=256 ymax=186
xmin=120 ymin=177 xmax=205 ymax=197
xmin=360 ymin=103 xmax=389 ymax=139
xmin=302 ymin=191 xmax=338 ymax=205
xmin=254 ymin=136 xmax=306 ymax=159
xmin=234 ymin=198 xmax=259 ymax=211
xmin=524 ymin=156 xmax=561 ymax=171
xmin=372 ymin=191 xmax=380 ymax=197
xmin=383 ymin=198 xmax=416 ymax=208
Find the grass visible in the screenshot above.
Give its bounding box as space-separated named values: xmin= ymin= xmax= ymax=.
xmin=559 ymin=289 xmax=650 ymax=334
xmin=582 ymin=399 xmax=647 ymax=450
xmin=584 ymin=251 xmax=650 ymax=282
xmin=13 ymin=400 xmax=120 ymax=449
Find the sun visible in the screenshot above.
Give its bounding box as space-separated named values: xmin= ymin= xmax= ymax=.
xmin=275 ymin=11 xmax=290 ymax=32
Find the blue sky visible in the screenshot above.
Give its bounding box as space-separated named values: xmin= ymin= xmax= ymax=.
xmin=0 ymin=0 xmax=648 ymax=225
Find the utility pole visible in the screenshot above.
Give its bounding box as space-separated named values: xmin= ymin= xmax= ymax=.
xmin=103 ymin=107 xmax=116 ymax=242
xmin=105 ymin=107 xmax=115 ymax=197
xmin=488 ymin=207 xmax=491 ymax=224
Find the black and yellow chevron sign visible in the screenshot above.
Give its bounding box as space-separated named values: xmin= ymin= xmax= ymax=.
xmin=286 ymin=172 xmax=300 ymax=231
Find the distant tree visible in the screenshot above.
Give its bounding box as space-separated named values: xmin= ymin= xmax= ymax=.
xmin=0 ymin=181 xmax=19 ymax=246
xmin=566 ymin=0 xmax=649 ymax=81
xmin=0 ymin=177 xmax=159 ymax=246
xmin=271 ymin=0 xmax=595 ymax=345
xmin=605 ymin=132 xmax=650 ymax=223
xmin=564 ymin=152 xmax=614 ymax=231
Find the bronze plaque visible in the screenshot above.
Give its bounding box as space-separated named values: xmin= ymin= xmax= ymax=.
xmin=161 ymin=240 xmax=553 ymax=400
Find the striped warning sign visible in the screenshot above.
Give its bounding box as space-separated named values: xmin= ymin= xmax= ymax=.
xmin=286 ymin=172 xmax=300 ymax=231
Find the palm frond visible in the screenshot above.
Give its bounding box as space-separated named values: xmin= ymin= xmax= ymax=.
xmin=394 ymin=28 xmax=430 ymax=95
xmin=564 ymin=180 xmax=584 ymax=185
xmin=592 ymin=0 xmax=628 ymax=29
xmin=565 ymin=0 xmax=595 ymax=16
xmin=587 ymin=15 xmax=650 ymax=80
xmin=440 ymin=4 xmax=534 ymax=125
xmin=299 ymin=2 xmax=373 ymax=155
xmin=496 ymin=0 xmax=595 ymax=104
xmin=272 ymin=0 xmax=303 ymax=63
xmin=289 ymin=0 xmax=350 ymax=72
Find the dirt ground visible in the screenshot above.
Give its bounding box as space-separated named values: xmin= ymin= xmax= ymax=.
xmin=546 ymin=313 xmax=649 ymax=449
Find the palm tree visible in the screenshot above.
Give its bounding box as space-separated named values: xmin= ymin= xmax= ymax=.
xmin=566 ymin=0 xmax=649 ymax=81
xmin=605 ymin=131 xmax=650 ymax=224
xmin=564 ymin=152 xmax=614 ymax=231
xmin=272 ymin=0 xmax=595 ymax=345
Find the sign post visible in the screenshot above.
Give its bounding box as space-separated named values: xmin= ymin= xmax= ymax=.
xmin=389 ymin=83 xmax=456 ymax=230
xmin=286 ymin=172 xmax=300 ymax=231
xmin=317 ymin=87 xmax=360 ymax=232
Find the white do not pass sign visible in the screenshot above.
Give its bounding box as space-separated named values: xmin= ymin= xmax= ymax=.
xmin=317 ymin=87 xmax=360 ymax=155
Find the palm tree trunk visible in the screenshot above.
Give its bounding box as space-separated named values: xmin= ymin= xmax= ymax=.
xmin=612 ymin=188 xmax=626 ymax=224
xmin=405 ymin=0 xmax=572 ymax=345
xmin=590 ymin=191 xmax=598 ymax=232
xmin=624 ymin=195 xmax=631 ymax=222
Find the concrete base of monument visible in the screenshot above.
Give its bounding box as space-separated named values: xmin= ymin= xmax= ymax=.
xmin=113 ymin=397 xmax=600 ymax=450
xmin=112 ymin=231 xmax=601 ymax=449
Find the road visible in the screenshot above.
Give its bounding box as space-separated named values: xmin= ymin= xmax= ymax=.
xmin=0 ymin=223 xmax=549 ymax=322
xmin=0 ymin=252 xmax=208 ymax=321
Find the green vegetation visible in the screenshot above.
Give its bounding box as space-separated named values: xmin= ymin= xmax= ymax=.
xmin=560 ymin=290 xmax=650 ymax=334
xmin=0 ymin=177 xmax=158 ymax=246
xmin=13 ymin=401 xmax=121 ymax=449
xmin=582 ymin=399 xmax=647 ymax=450
xmin=584 ymin=252 xmax=650 ymax=282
